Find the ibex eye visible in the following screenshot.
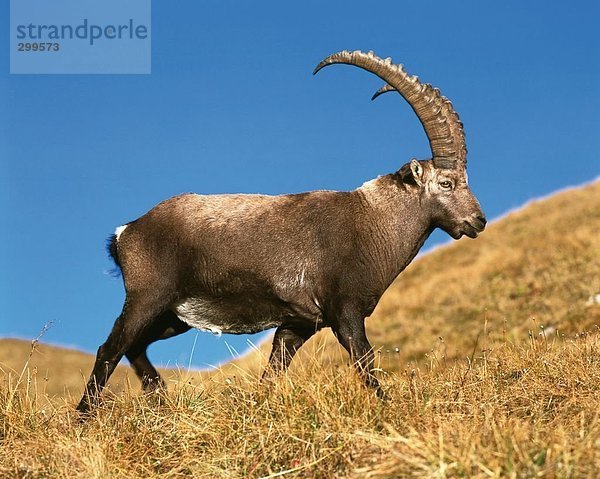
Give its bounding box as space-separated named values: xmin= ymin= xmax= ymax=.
xmin=440 ymin=181 xmax=452 ymax=189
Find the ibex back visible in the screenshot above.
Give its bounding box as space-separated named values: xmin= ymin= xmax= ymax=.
xmin=77 ymin=50 xmax=486 ymax=414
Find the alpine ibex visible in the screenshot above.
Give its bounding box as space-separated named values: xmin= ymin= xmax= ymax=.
xmin=77 ymin=50 xmax=485 ymax=413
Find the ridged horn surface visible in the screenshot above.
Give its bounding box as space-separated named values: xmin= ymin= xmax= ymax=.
xmin=314 ymin=50 xmax=467 ymax=168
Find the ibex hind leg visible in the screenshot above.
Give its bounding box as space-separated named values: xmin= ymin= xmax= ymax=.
xmin=125 ymin=311 xmax=191 ymax=392
xmin=76 ymin=292 xmax=173 ymax=415
xmin=263 ymin=322 xmax=317 ymax=379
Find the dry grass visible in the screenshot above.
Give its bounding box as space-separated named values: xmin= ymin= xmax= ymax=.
xmin=1 ymin=180 xmax=599 ymax=477
xmin=3 ymin=332 xmax=600 ymax=478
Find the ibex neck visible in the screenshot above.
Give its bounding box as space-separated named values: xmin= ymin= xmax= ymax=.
xmin=356 ymin=174 xmax=433 ymax=291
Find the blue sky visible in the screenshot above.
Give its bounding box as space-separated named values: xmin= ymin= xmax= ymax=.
xmin=1 ymin=1 xmax=599 ymax=370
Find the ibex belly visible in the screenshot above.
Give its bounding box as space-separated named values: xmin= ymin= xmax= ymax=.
xmin=171 ymin=296 xmax=287 ymax=335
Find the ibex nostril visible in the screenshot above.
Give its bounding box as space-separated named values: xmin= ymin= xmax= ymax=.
xmin=472 ymin=215 xmax=487 ymax=230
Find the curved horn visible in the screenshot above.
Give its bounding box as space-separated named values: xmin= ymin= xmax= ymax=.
xmin=371 ymin=84 xmax=396 ymax=101
xmin=314 ymin=50 xmax=467 ymax=168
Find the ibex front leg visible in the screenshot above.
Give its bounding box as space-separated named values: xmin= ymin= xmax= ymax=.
xmin=331 ymin=310 xmax=383 ymax=397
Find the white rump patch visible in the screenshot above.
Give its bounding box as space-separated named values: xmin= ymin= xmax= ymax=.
xmin=114 ymin=225 xmax=128 ymax=241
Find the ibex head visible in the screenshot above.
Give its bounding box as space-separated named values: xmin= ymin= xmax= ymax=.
xmin=403 ymin=159 xmax=485 ymax=239
xmin=314 ymin=50 xmax=486 ymax=239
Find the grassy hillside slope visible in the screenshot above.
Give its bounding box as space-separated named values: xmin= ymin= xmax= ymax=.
xmin=369 ymin=179 xmax=600 ymax=365
xmin=1 ymin=180 xmax=599 ymax=477
xmin=0 ymin=338 xmax=213 ymax=400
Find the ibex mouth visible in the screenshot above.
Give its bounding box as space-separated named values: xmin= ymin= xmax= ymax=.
xmin=462 ymin=226 xmax=480 ymax=239
xmin=460 ymin=216 xmax=486 ymax=239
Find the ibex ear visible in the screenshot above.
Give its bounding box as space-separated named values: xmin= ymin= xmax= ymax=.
xmin=409 ymin=159 xmax=424 ymax=187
